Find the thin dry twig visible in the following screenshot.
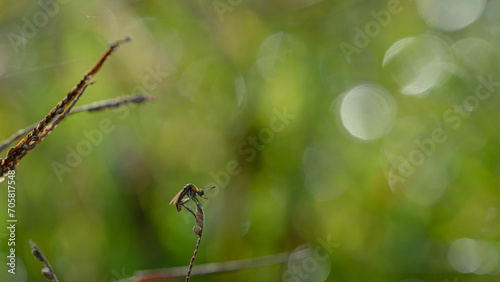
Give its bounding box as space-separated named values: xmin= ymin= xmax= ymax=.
xmin=70 ymin=93 xmax=155 ymax=114
xmin=30 ymin=239 xmax=59 ymax=282
xmin=0 ymin=93 xmax=155 ymax=154
xmin=186 ymin=203 xmax=204 ymax=282
xmin=187 ymin=236 xmax=202 ymax=281
xmin=0 ymin=36 xmax=131 ymax=181
xmin=118 ymin=248 xmax=310 ymax=282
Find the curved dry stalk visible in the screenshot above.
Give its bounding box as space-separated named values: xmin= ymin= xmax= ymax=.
xmin=30 ymin=240 xmax=59 ymax=282
xmin=186 ymin=237 xmax=202 ymax=281
xmin=186 ymin=203 xmax=204 ymax=282
xmin=0 ymin=36 xmax=131 ymax=182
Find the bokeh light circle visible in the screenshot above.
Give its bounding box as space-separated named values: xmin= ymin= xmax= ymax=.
xmin=416 ymin=0 xmax=486 ymax=32
xmin=337 ymin=84 xmax=396 ymax=140
xmin=383 ymin=34 xmax=453 ymax=95
xmin=283 ymin=244 xmax=331 ymax=282
xmin=451 ymin=38 xmax=497 ymax=72
xmin=448 ymin=238 xmax=499 ymax=274
xmin=448 ymin=238 xmax=481 ymax=273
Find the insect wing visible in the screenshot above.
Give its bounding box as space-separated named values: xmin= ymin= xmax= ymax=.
xmin=169 ymin=189 xmax=183 ymax=205
xmin=170 ymin=188 xmax=188 ymax=211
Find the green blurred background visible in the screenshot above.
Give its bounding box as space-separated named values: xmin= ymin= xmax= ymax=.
xmin=0 ymin=0 xmax=499 ymax=281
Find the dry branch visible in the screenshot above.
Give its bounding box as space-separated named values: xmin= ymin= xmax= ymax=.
xmin=0 ymin=93 xmax=155 ymax=154
xmin=30 ymin=240 xmax=59 ymax=282
xmin=0 ymin=36 xmax=132 ymax=181
xmin=117 ymin=249 xmax=309 ymax=281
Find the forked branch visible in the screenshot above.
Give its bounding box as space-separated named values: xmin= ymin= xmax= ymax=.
xmin=0 ymin=36 xmax=132 ymax=181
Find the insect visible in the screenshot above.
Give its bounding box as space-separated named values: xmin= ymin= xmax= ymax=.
xmin=169 ymin=184 xmax=216 ymax=212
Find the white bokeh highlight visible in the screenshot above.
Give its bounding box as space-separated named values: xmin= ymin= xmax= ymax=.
xmin=383 ymin=34 xmax=453 ymax=95
xmin=416 ymin=0 xmax=486 ymax=32
xmin=337 ymin=84 xmax=396 ymax=140
xmin=448 ymin=238 xmax=500 ymax=274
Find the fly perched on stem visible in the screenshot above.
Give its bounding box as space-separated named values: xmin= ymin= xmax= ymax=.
xmin=169 ymin=185 xmax=214 ymax=282
xmin=169 ymin=184 xmax=215 ymax=212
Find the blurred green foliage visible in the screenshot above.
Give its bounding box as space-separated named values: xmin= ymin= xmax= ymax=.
xmin=0 ymin=1 xmax=499 ymax=281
